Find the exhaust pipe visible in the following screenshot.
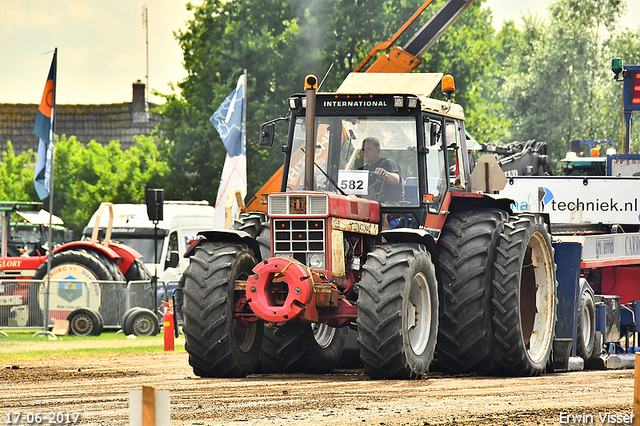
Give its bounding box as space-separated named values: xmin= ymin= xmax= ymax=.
xmin=304 ymin=75 xmax=317 ymax=191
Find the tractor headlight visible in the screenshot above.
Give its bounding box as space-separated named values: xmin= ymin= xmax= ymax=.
xmin=307 ymin=253 xmax=325 ymax=270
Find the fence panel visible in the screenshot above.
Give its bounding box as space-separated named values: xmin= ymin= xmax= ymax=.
xmin=1 ymin=279 xmax=179 ymax=331
xmin=126 ymin=280 xmax=156 ymax=313
xmin=0 ymin=279 xmax=44 ymax=329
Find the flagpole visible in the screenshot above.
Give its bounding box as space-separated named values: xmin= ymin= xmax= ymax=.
xmin=243 ymin=68 xmax=247 ymax=161
xmin=44 ymin=47 xmax=57 ymax=334
xmin=243 ymin=69 xmax=247 ymax=132
xmin=241 ymin=69 xmax=247 ymax=223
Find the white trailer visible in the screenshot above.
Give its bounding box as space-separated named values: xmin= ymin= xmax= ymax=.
xmin=492 ymin=175 xmax=640 ymax=369
xmin=499 ymin=176 xmax=640 ymax=228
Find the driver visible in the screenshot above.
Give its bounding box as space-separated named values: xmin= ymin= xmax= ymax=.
xmin=359 ymin=137 xmax=401 ymax=203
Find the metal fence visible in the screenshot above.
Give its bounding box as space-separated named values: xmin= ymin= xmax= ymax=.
xmin=0 ymin=279 xmax=180 ymax=330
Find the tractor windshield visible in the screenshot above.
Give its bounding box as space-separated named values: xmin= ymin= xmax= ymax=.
xmin=286 ymin=116 xmax=420 ymax=206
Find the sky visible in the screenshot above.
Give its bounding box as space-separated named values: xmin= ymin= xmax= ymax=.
xmin=1 ymin=0 xmax=639 ymax=106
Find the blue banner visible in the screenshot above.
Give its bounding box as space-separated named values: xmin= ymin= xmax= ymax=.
xmin=210 ymin=75 xmax=245 ymax=157
xmin=33 ymin=51 xmax=57 ymax=200
xmin=210 ymin=73 xmax=247 ymax=229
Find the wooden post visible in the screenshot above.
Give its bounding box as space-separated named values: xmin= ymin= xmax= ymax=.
xmin=634 ymin=353 xmax=640 ymax=426
xmin=129 ymin=386 xmax=170 ymax=426
xmin=142 ymin=386 xmax=156 ymax=426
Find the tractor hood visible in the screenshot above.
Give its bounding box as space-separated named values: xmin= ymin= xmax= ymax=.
xmin=15 ymin=210 xmax=64 ymax=226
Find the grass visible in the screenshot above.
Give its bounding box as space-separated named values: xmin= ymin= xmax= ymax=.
xmin=0 ymin=328 xmax=185 ymax=362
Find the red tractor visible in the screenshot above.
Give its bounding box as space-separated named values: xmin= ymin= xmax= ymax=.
xmin=0 ymin=202 xmax=150 ymax=333
xmin=179 ymin=73 xmax=557 ymax=379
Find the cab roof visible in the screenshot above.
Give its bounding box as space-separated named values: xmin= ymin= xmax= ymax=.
xmin=335 ymin=73 xmax=464 ymax=120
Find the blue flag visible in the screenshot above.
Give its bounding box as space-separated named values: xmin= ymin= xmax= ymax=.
xmin=210 ymin=74 xmax=246 ymax=157
xmin=210 ymin=74 xmax=247 ymax=229
xmin=33 ymin=51 xmax=57 ymax=200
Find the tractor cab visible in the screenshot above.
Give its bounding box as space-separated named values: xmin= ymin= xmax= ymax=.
xmin=0 ymin=202 xmax=49 ymax=257
xmin=268 ymin=73 xmax=471 ymax=235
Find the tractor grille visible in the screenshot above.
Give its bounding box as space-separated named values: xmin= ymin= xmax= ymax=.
xmin=273 ymin=219 xmax=325 ymax=264
xmin=268 ymin=194 xmax=328 ymax=216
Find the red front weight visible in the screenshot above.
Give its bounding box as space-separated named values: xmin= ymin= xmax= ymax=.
xmin=246 ymin=257 xmax=313 ymax=322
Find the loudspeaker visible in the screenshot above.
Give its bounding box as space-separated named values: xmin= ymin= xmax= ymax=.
xmin=146 ymin=188 xmax=164 ymax=221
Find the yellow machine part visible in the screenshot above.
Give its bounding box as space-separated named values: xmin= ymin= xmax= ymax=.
xmin=241 ymin=165 xmax=283 ymax=214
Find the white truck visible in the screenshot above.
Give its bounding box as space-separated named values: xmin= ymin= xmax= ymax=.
xmin=82 ymin=201 xmax=216 ymax=286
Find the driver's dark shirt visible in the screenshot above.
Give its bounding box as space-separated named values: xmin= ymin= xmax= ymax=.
xmin=360 ymin=157 xmax=401 ymax=203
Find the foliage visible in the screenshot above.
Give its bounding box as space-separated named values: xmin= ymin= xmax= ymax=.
xmin=5 ymin=0 xmax=640 ymax=229
xmin=0 ymin=143 xmax=38 ymax=201
xmin=420 ymin=1 xmax=509 ymax=143
xmin=0 ymin=135 xmax=168 ymax=238
xmin=501 ymin=0 xmax=640 ymax=167
xmin=54 ymin=135 xmax=168 ymax=236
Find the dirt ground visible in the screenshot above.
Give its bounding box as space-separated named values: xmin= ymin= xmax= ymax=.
xmin=0 ymin=349 xmax=636 ymax=426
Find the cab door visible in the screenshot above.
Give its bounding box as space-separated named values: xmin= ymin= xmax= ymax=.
xmin=445 ymin=118 xmax=472 ymax=190
xmin=422 ymin=115 xmax=450 ymax=239
xmin=423 ymin=116 xmax=448 ymax=212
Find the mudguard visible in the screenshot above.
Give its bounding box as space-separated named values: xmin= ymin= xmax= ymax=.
xmin=184 ymin=230 xmax=262 ymax=260
xmin=53 ymin=241 xmax=142 ymax=275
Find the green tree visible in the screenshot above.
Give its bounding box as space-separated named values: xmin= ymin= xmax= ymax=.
xmin=0 ymin=142 xmax=38 ymax=201
xmin=157 ymin=0 xmax=503 ymax=201
xmin=601 ymin=27 xmax=640 ymax=153
xmin=0 ymin=135 xmax=169 ymax=237
xmin=501 ymin=0 xmax=640 ymax=165
xmin=420 ymin=1 xmax=509 ymax=142
xmin=54 ymin=135 xmax=169 ymax=236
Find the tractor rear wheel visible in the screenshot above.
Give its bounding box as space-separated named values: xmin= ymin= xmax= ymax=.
xmin=233 ymin=212 xmax=265 ymax=236
xmin=357 ymin=243 xmax=438 ymax=379
xmin=182 ymin=242 xmax=263 ymax=377
xmin=30 ymin=250 xmax=117 ymax=327
xmin=233 ymin=212 xmax=270 ymax=261
xmin=80 ymin=249 xmax=128 ymax=327
xmin=435 ymin=209 xmax=507 ymax=375
xmin=491 ymin=214 xmax=556 ymax=376
xmin=124 ymin=258 xmax=152 ymax=282
xmin=124 ymin=259 xmax=154 ymax=311
xmin=259 ymin=322 xmax=346 ymax=374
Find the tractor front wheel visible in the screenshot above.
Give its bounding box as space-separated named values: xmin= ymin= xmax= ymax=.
xmin=357 ymin=243 xmax=438 ymax=379
xmin=182 ymin=242 xmax=263 ymax=377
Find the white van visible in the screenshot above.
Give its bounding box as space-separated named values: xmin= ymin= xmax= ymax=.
xmin=82 ymin=201 xmax=215 ymax=284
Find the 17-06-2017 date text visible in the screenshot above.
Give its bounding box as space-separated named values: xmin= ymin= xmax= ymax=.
xmin=5 ymin=412 xmax=81 ymax=424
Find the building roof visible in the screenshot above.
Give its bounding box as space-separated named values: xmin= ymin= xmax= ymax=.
xmin=0 ymin=81 xmax=160 ymax=154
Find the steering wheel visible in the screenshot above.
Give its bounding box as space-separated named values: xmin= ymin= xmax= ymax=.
xmin=367 ymin=170 xmax=387 ymax=200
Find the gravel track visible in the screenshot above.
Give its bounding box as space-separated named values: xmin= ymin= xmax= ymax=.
xmin=0 ymin=352 xmax=635 ymax=425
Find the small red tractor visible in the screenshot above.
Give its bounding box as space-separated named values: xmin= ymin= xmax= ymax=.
xmin=178 ymin=73 xmax=557 ymax=379
xmin=0 ymin=202 xmax=150 ymax=333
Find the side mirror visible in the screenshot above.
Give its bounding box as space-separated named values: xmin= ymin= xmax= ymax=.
xmin=259 ymin=122 xmax=275 ymax=147
xmin=166 ymin=251 xmax=180 ymax=269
